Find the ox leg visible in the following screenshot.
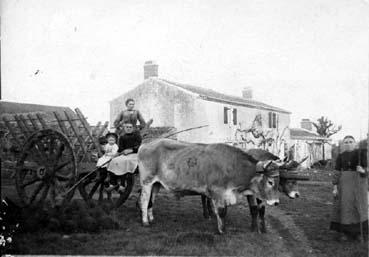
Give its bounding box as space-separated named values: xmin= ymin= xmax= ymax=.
xmin=140 ymin=183 xmax=153 ymax=226
xmin=219 ymin=205 xmax=227 ymax=218
xmin=148 ymin=183 xmax=160 ymax=223
xmin=211 ymin=199 xmax=225 ymax=234
xmin=201 ymin=195 xmax=214 ymax=219
xmin=257 ymin=199 xmax=267 ymax=233
xmin=207 ymin=197 xmax=214 ymax=217
xmin=201 ymin=195 xmax=210 ymax=219
xmin=247 ymin=195 xmax=259 ymax=233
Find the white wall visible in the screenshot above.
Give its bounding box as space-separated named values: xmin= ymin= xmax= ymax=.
xmin=290 ymin=139 xmax=333 ymax=168
xmin=110 ymin=80 xmax=291 ymax=152
xmin=181 ymin=98 xmax=291 ymax=157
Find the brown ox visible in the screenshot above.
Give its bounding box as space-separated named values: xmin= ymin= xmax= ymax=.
xmin=201 ymin=148 xmax=309 ymax=233
xmin=138 ymin=139 xmax=281 ymax=234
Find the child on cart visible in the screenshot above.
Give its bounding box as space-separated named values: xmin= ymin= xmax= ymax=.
xmin=96 ymin=132 xmax=119 ymax=168
xmin=95 ymin=132 xmax=119 ymax=185
xmin=105 ymin=122 xmax=142 ymax=193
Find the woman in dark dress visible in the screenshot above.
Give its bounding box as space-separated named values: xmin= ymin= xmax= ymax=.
xmin=113 ymin=98 xmax=146 ymax=136
xmin=330 ymin=135 xmax=368 ymax=241
xmin=106 ymin=122 xmax=142 ymax=192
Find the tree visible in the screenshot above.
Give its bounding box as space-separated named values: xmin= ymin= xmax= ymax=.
xmin=312 ymin=116 xmax=341 ymax=160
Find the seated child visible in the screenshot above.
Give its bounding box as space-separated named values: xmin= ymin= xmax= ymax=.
xmin=106 ymin=122 xmax=142 ymax=193
xmin=96 ymin=132 xmax=119 ymax=168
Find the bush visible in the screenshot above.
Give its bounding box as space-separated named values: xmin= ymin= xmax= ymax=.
xmin=80 ymin=216 xmax=99 ymax=233
xmin=18 ymin=200 xmax=120 ymax=234
xmin=99 ymin=216 xmax=119 ymax=230
xmin=47 ymin=218 xmax=61 ymax=232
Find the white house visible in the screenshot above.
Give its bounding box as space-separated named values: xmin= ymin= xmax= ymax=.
xmin=289 ymin=119 xmax=332 ymax=168
xmin=110 ymin=61 xmax=291 ymax=158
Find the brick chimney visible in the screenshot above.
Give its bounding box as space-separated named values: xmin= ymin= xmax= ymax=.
xmin=242 ymin=87 xmax=253 ymax=99
xmin=300 ymin=119 xmax=313 ymax=131
xmin=144 ymin=60 xmax=158 ymax=79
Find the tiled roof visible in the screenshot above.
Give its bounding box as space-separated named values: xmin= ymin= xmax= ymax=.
xmin=156 ymin=78 xmax=291 ymax=114
xmin=290 ymin=128 xmax=329 ymax=140
xmin=0 ymin=101 xmax=74 ymax=116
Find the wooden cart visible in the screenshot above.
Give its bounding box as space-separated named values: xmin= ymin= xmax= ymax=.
xmin=0 ymin=108 xmax=139 ymax=208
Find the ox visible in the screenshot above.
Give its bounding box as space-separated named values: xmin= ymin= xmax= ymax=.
xmin=201 ymin=148 xmax=309 ymax=233
xmin=138 ymin=139 xmax=282 ymax=234
xmin=246 ymin=149 xmax=308 ymax=199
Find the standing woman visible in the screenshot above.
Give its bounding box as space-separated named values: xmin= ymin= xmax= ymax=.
xmin=113 ymin=98 xmax=146 ymax=136
xmin=330 ymin=135 xmax=368 ymax=241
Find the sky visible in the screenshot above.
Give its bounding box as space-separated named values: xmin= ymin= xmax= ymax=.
xmin=1 ymin=0 xmax=368 ymax=142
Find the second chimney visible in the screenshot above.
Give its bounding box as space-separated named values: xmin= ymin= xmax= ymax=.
xmin=300 ymin=119 xmax=313 ymax=131
xmin=144 ymin=60 xmax=158 ymax=79
xmin=242 ymin=87 xmax=253 ymax=99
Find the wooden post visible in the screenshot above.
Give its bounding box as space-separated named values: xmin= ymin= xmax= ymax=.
xmin=36 ymin=113 xmax=49 ymax=129
xmin=53 ymin=112 xmax=69 ymax=135
xmin=98 ymin=121 xmax=109 ymax=136
xmin=19 ymin=114 xmax=35 ymax=135
xmin=75 ymin=108 xmax=102 ymax=156
xmin=64 ymin=111 xmax=86 ymax=155
xmin=27 ymin=113 xmax=41 ymax=131
xmin=16 ymin=114 xmax=47 ymax=162
xmin=92 ymin=121 xmax=102 ymax=136
xmin=96 ymin=121 xmax=107 ymax=136
xmin=2 ymin=116 xmax=22 ymax=147
xmin=14 ymin=115 xmax=31 ymax=138
xmin=80 ymin=121 xmax=109 ymax=161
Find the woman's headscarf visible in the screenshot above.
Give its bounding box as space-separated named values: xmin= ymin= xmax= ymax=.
xmin=341 ymin=135 xmax=356 ymax=153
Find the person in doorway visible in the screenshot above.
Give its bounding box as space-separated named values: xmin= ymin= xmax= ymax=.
xmin=330 ymin=135 xmax=368 ymax=241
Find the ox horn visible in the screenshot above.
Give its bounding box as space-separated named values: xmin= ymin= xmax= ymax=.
xmin=284 ymin=156 xmax=309 ymax=170
xmin=298 ymin=156 xmax=309 ymax=165
xmin=256 ymin=160 xmax=274 ymax=173
xmin=263 ymin=160 xmax=274 ymax=170
xmin=275 ymin=159 xmax=288 ymax=168
xmin=262 ymin=160 xmax=281 ymax=177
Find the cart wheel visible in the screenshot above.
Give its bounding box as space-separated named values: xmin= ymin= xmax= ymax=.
xmin=78 ymin=170 xmax=134 ymax=209
xmin=15 ymin=129 xmax=77 ymax=207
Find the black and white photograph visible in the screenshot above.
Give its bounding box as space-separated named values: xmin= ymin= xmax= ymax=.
xmin=1 ymin=0 xmax=368 ymax=256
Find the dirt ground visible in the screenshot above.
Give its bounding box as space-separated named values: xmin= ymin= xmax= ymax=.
xmin=1 ymin=169 xmax=368 ymax=256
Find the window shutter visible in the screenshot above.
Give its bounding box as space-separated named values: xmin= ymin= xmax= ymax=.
xmin=224 ymin=107 xmax=228 ymax=124
xmin=268 ymin=112 xmax=272 ymax=128
xmin=273 ymin=113 xmax=277 ymax=128
xmin=233 ymin=108 xmax=237 ymax=125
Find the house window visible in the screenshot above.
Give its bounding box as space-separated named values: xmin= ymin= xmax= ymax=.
xmin=232 ymin=108 xmax=237 ymax=125
xmin=268 ymin=112 xmax=278 ymax=128
xmin=224 ymin=107 xmax=238 ymax=125
xmin=224 ymin=107 xmax=229 ymax=124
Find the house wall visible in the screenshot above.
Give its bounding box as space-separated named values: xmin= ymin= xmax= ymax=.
xmin=110 ymin=79 xmax=291 ymax=158
xmin=173 ymin=95 xmax=291 ymax=157
xmin=110 ymin=79 xmax=198 ymax=129
xmin=289 ymin=139 xmax=332 ymax=168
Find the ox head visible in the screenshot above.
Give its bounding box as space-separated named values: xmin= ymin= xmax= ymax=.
xmin=279 ymin=179 xmax=299 ymax=198
xmin=247 ymin=160 xmax=282 ymax=206
xmin=278 ymin=156 xmax=309 ymax=198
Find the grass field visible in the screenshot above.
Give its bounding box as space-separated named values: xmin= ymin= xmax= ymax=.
xmin=1 ymin=169 xmax=368 ymax=256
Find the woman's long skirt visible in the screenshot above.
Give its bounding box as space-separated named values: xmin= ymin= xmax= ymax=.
xmin=107 ymin=154 xmax=138 ymax=176
xmin=330 ymin=170 xmax=368 ymax=236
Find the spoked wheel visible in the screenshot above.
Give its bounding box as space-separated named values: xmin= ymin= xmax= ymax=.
xmin=15 ymin=129 xmax=77 ymax=207
xmin=78 ymin=169 xmax=134 ymax=209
